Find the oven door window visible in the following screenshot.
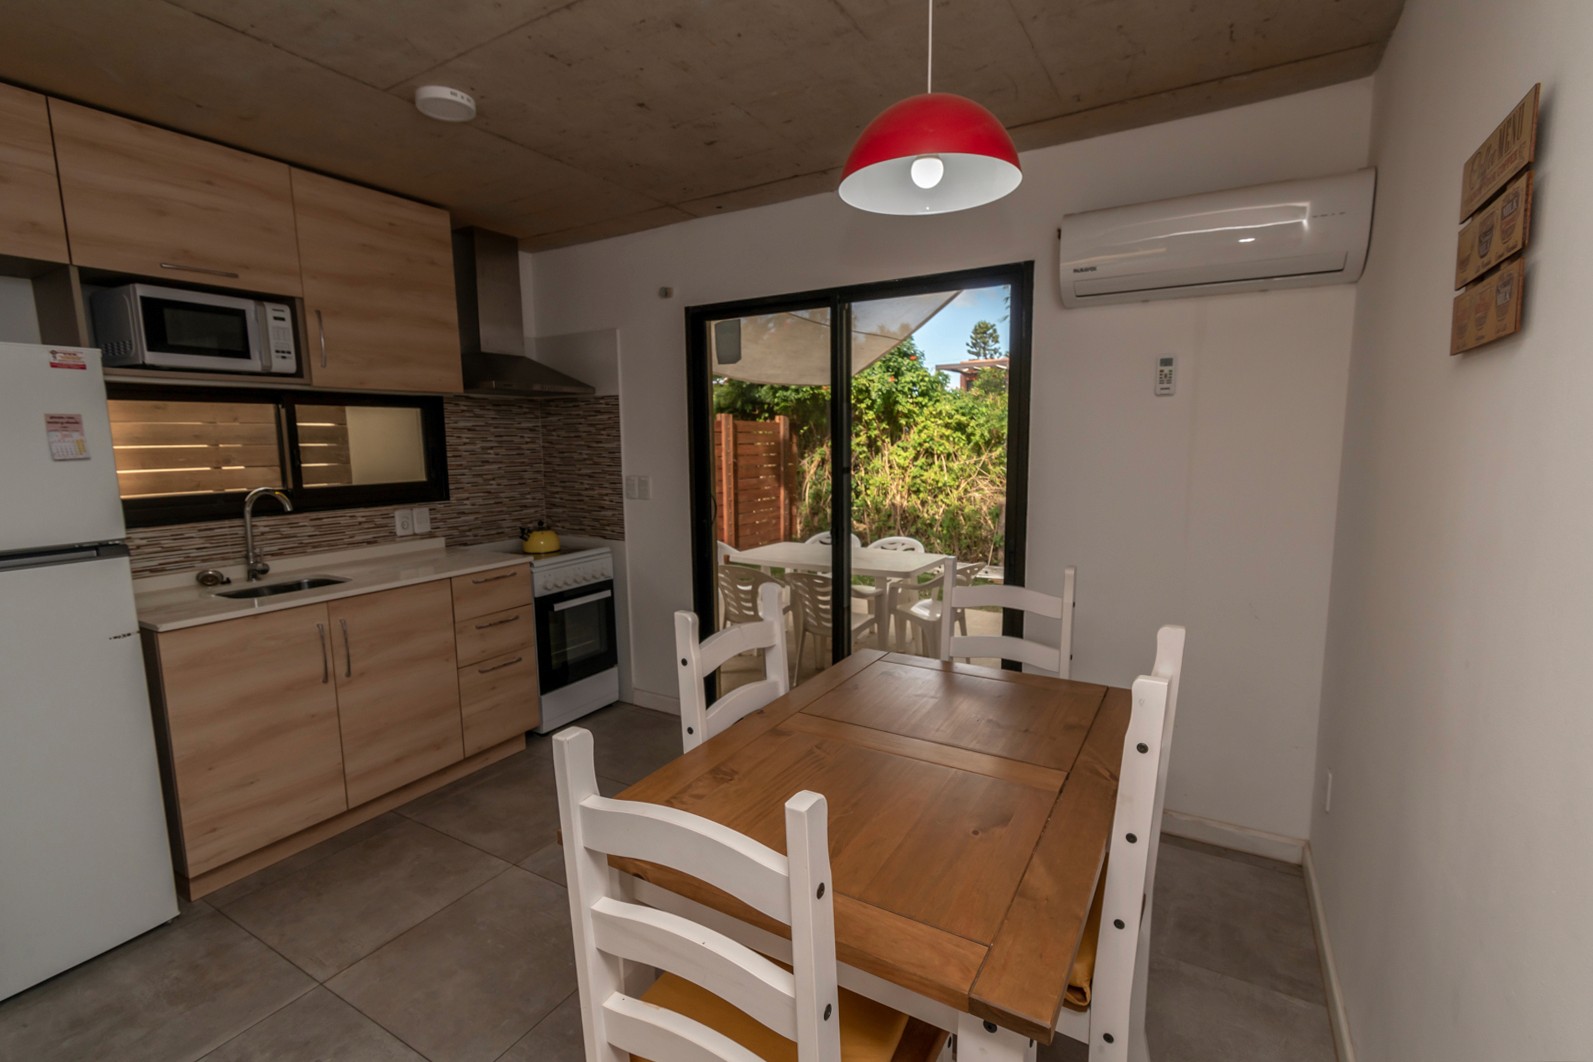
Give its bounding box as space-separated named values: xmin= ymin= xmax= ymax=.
xmin=537 ymin=581 xmax=618 ymax=688
xmin=140 ymin=297 xmax=254 ymax=360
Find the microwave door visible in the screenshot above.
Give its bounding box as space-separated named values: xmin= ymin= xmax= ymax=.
xmin=138 ymin=295 xmax=263 ymax=372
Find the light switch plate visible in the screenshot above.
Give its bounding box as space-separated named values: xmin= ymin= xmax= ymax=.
xmin=636 ymin=475 xmax=651 ymax=500
xmin=395 ymin=509 xmax=414 ymax=537
xmin=412 ymin=506 xmax=431 ymax=533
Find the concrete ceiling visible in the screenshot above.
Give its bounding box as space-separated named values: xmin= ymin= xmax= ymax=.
xmin=0 ymin=0 xmax=1403 ymax=250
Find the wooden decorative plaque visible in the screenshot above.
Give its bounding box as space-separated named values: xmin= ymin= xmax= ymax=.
xmin=1455 ymin=169 xmax=1532 ymax=289
xmin=1459 ymin=84 xmax=1540 ymax=222
xmin=1451 ymin=256 xmax=1526 ymax=355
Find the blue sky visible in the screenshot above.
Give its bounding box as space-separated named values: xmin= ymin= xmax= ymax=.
xmin=912 ymin=284 xmax=1011 ymax=380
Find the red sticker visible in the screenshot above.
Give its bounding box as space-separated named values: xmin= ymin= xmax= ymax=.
xmin=48 ymin=350 xmax=87 ymax=370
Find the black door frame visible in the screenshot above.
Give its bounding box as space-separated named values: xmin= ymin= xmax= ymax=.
xmin=685 ymin=260 xmax=1035 ymax=668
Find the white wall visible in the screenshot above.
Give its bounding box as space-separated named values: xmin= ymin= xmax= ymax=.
xmin=0 ymin=276 xmax=41 ymax=343
xmin=1312 ymin=2 xmax=1593 ymax=1058
xmin=528 ymin=79 xmax=1371 ymax=840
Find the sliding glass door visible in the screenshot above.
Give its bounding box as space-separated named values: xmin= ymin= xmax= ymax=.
xmin=687 ymin=262 xmax=1033 ymax=687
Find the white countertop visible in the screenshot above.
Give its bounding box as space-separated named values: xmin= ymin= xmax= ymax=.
xmin=135 ymin=539 xmax=532 ymax=633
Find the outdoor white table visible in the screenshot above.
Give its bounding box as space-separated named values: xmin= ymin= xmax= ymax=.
xmin=725 ymin=540 xmax=952 ymax=648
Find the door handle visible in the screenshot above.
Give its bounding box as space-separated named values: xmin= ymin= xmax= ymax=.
xmin=316 ymin=309 xmax=328 ymax=369
xmin=474 ymin=614 xmax=521 ymax=630
xmin=471 ymin=570 xmax=517 ymax=585
xmin=479 ymin=656 xmax=523 ymax=675
xmin=339 ymin=618 xmax=351 ymax=677
xmin=316 ymin=622 xmax=329 ymax=684
xmin=160 ymin=261 xmax=240 ymax=279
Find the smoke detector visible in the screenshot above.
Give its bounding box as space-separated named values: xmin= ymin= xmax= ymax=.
xmin=414 ymin=86 xmax=476 ymax=122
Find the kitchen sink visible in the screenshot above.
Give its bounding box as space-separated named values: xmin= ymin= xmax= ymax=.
xmin=215 ymin=575 xmax=349 ymax=600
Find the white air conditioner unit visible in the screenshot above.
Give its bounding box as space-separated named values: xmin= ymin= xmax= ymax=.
xmin=1058 ymin=168 xmax=1375 ymax=307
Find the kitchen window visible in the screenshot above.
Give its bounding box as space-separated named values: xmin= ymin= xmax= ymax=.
xmin=106 ymin=386 xmax=449 ymax=527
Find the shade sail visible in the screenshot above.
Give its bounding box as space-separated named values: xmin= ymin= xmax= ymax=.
xmin=711 ymin=290 xmax=959 ymax=385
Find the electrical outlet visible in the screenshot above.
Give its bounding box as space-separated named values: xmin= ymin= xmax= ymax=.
xmin=624 ymin=475 xmax=637 ymax=500
xmin=636 ymin=475 xmax=652 ymax=500
xmin=1323 ymin=770 xmax=1334 ymax=813
xmin=412 ymin=506 xmax=431 ymax=533
xmin=394 ymin=509 xmax=414 ymax=537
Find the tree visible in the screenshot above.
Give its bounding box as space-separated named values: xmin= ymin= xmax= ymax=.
xmin=965 ymin=320 xmax=1002 ymax=361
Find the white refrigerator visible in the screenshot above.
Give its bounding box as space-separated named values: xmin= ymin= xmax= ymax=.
xmin=0 ymin=342 xmax=178 ymax=1000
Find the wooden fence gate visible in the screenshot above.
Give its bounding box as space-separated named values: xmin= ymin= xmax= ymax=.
xmin=714 ymin=414 xmax=797 ymax=549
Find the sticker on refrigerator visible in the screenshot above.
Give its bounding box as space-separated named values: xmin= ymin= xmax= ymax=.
xmin=48 ymin=350 xmax=87 ymax=370
xmin=45 ymin=413 xmax=89 ymax=460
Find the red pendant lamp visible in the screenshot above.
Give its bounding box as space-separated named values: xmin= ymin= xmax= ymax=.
xmin=839 ymin=1 xmax=1021 ymax=215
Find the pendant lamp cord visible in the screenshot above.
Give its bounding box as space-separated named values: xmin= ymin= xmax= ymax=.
xmin=926 ymin=0 xmax=933 ymax=93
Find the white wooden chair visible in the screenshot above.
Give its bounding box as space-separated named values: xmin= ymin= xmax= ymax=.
xmin=676 ymin=582 xmax=789 ymax=752
xmin=937 ymin=563 xmax=1076 ymax=678
xmin=1062 ymin=624 xmax=1186 ymax=1062
xmin=553 ymin=726 xmax=937 ymax=1062
xmin=786 ymin=571 xmax=878 ymax=683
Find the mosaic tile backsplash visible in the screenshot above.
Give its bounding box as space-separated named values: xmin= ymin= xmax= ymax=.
xmin=126 ymin=394 xmax=624 ymax=576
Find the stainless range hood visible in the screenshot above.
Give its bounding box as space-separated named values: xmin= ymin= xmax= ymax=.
xmin=454 ymin=227 xmax=595 ymax=397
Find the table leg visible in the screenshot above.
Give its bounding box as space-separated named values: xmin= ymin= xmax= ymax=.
xmin=955 ymin=1013 xmax=1037 ymax=1062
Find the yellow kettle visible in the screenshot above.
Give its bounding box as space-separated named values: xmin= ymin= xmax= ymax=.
xmin=521 ymin=522 xmax=561 ymax=555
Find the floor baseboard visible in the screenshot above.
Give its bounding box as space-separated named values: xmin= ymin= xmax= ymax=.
xmin=1302 ymin=843 xmax=1356 ymax=1062
xmin=1161 ymin=809 xmax=1305 ymax=865
xmin=627 ymin=688 xmax=680 ymax=715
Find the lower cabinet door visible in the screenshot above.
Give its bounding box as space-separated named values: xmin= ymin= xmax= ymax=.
xmin=330 ymin=581 xmax=463 ymax=805
xmin=157 ymin=604 xmax=346 ymax=875
xmin=458 ymin=648 xmax=541 ymax=756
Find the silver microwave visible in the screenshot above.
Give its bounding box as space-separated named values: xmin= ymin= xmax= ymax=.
xmin=91 ymin=283 xmax=297 ymax=375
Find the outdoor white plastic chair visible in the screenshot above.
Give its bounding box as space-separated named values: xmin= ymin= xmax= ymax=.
xmin=890 ymin=559 xmax=984 ymax=655
xmin=675 ymin=582 xmax=789 ymax=752
xmin=786 ymin=570 xmax=878 ymax=682
xmin=553 ymin=726 xmax=936 ymax=1062
xmin=852 ymin=536 xmax=924 ymax=648
xmin=938 ymin=563 xmax=1076 ymax=678
xmin=1059 ymin=624 xmax=1186 ymax=1062
xmin=718 ymin=562 xmax=787 ymax=628
xmin=805 ymin=530 xmax=863 ymax=548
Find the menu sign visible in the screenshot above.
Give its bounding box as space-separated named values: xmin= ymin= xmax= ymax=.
xmin=1458 ymin=84 xmax=1540 ymax=222
xmin=1451 ymin=256 xmax=1526 ymax=355
xmin=1455 ymin=169 xmax=1532 ymax=289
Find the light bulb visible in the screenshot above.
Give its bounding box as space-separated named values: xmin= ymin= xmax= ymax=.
xmin=909 ymin=155 xmax=945 ymax=189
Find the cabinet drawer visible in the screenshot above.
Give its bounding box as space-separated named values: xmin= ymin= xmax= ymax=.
xmin=455 ymin=604 xmax=533 ymax=667
xmin=451 ymin=564 xmax=531 ymax=621
xmin=459 ymin=649 xmax=540 ymax=756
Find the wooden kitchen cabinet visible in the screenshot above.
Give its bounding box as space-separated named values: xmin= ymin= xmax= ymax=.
xmin=458 ymin=647 xmax=540 ymax=756
xmin=329 ymin=580 xmax=464 ymax=805
xmin=48 ymin=100 xmax=301 ymax=295
xmin=149 ymin=604 xmax=347 ymax=877
xmin=291 ymin=168 xmax=462 ymax=394
xmin=0 ymin=84 xmax=68 ymax=263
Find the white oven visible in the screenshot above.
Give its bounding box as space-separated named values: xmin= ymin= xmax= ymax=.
xmin=531 ymin=547 xmax=619 ymax=732
xmin=90 ymin=283 xmax=297 ymax=375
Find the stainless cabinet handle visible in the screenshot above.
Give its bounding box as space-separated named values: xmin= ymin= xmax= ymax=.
xmin=474 ymin=614 xmax=520 ymax=630
xmin=316 ymin=309 xmax=328 ymax=369
xmin=471 ymin=570 xmax=517 ymax=585
xmin=316 ymin=623 xmax=329 ymax=684
xmin=339 ymin=618 xmax=351 ymax=677
xmin=479 ymin=656 xmax=523 ymax=675
xmin=160 ymin=261 xmax=240 ymax=279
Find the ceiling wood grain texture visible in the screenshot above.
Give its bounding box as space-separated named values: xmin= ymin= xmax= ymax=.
xmin=0 ymin=0 xmax=1402 ymax=249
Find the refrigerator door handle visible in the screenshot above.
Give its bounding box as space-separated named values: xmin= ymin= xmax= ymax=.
xmin=339 ymin=618 xmax=351 ymax=678
xmin=316 ymin=623 xmax=329 ymax=684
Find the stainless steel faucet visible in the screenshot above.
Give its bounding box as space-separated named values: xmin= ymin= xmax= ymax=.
xmin=243 ymin=487 xmax=293 ymax=581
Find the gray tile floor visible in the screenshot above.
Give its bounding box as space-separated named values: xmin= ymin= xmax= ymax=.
xmin=0 ymin=703 xmax=1337 ymax=1062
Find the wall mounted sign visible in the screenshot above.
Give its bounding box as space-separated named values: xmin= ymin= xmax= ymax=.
xmin=1458 ymin=84 xmax=1540 ymax=223
xmin=1452 ymin=84 xmax=1539 ymax=356
xmin=1451 ymin=256 xmax=1525 ymax=355
xmin=1455 ymin=169 xmax=1532 ymax=289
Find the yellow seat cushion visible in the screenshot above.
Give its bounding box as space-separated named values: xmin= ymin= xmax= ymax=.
xmin=1064 ymin=863 xmax=1108 ymax=1011
xmin=635 ymin=972 xmax=910 ymax=1062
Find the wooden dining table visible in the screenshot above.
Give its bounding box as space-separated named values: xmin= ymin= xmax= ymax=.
xmin=612 ymin=648 xmax=1131 ymax=1058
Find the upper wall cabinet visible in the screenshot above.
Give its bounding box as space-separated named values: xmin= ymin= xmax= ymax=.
xmin=292 ymin=169 xmax=461 ymax=394
xmin=49 ymin=100 xmax=301 ymax=295
xmin=0 ymin=85 xmax=69 ymax=263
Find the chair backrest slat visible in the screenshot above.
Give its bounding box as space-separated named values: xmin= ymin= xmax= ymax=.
xmin=590 ymin=897 xmax=799 ymax=1039
xmin=603 ymin=993 xmax=764 ymax=1062
xmin=677 ymin=581 xmax=790 ymax=751
xmin=556 ymin=727 xmax=842 ymax=1062
xmin=1085 ymin=625 xmax=1185 ymax=1061
xmin=940 ymin=562 xmax=1077 ymax=678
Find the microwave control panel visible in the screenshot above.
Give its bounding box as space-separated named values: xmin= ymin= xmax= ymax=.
xmin=262 ymin=302 xmax=297 ymax=374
